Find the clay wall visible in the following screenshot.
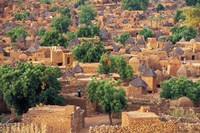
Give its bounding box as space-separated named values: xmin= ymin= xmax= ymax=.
xmin=0 ymin=123 xmax=47 ymax=133
xmin=79 ymin=63 xmax=99 ymax=73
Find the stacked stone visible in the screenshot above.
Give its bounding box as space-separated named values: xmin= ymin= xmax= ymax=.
xmin=0 ymin=123 xmax=47 ymax=133
xmin=89 ymin=125 xmax=131 ymax=133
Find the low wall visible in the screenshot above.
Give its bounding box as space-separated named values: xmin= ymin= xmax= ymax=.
xmin=79 ymin=63 xmax=99 ymax=73
xmin=0 ymin=123 xmax=47 ymax=133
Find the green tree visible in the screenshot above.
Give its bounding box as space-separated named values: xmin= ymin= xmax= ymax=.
xmin=39 ymin=30 xmax=68 ymax=47
xmin=185 ymin=0 xmax=200 ymax=6
xmin=115 ymin=32 xmax=131 ymax=45
xmin=72 ymin=40 xmax=105 ymax=63
xmin=51 ymin=16 xmax=70 ymax=33
xmin=40 ymin=0 xmax=51 ymax=4
xmin=168 ymin=25 xmax=197 ymax=44
xmin=138 ymin=27 xmax=153 ymax=39
xmin=86 ymin=79 xmax=128 ymax=125
xmin=50 ymin=6 xmax=58 ymax=12
xmin=76 ymin=24 xmax=100 ymax=38
xmin=122 ymin=0 xmax=149 ymax=10
xmin=98 ymin=54 xmax=133 ymax=80
xmin=183 ymin=6 xmax=200 ymax=34
xmin=78 ymin=5 xmax=97 ymax=24
xmin=58 ymin=7 xmax=71 ymax=18
xmin=156 ymin=3 xmax=165 ymax=12
xmin=7 ymin=26 xmax=27 ymax=42
xmin=37 ymin=28 xmax=47 ymax=36
xmin=174 ymin=10 xmax=186 ymax=22
xmin=160 ymin=77 xmax=200 ymax=101
xmin=0 ymin=63 xmax=63 ymax=115
xmin=75 ymin=0 xmax=85 ymax=8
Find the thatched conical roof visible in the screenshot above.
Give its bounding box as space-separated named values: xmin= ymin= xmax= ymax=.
xmin=130 ymin=76 xmax=148 ymax=88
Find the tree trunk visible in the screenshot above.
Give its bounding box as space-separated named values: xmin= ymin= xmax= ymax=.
xmin=109 ymin=112 xmax=113 ymax=125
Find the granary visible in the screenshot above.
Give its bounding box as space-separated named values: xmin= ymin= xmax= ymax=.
xmin=129 ymin=57 xmax=140 ymax=75
xmin=141 ymin=67 xmax=157 ymax=93
xmin=176 ymin=65 xmax=190 ymax=77
xmin=126 ymin=76 xmax=148 ymax=97
xmin=177 ymin=97 xmax=194 ymax=108
xmin=167 ymin=59 xmax=181 ymax=76
xmin=155 ymin=69 xmax=164 ymax=86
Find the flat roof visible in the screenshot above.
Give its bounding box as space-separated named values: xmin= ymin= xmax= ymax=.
xmin=124 ymin=111 xmax=159 ymax=118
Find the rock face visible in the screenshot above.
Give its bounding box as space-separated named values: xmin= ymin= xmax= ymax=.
xmin=22 ymin=105 xmax=85 ymax=133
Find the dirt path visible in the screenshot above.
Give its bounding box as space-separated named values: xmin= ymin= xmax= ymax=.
xmin=78 ymin=114 xmax=121 ymax=133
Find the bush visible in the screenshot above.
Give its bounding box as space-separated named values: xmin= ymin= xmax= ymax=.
xmin=58 ymin=7 xmax=71 ymax=18
xmin=76 ymin=24 xmax=100 ymax=38
xmin=185 ymin=0 xmax=200 ymax=6
xmin=75 ymin=0 xmax=85 ymax=8
xmin=7 ymin=26 xmax=27 ymax=42
xmin=40 ymin=0 xmax=51 ymax=4
xmin=122 ymin=0 xmax=149 ymax=10
xmin=156 ymin=3 xmax=165 ymax=12
xmin=51 ymin=16 xmax=70 ymax=33
xmin=39 ymin=30 xmax=68 ymax=47
xmin=168 ymin=25 xmax=197 ymax=44
xmin=37 ymin=28 xmax=46 ymax=36
xmin=115 ymin=32 xmax=131 ymax=45
xmin=160 ymin=77 xmax=200 ymax=101
xmin=167 ymin=108 xmax=197 ymax=118
xmin=139 ymin=27 xmax=153 ymax=39
xmin=174 ymin=10 xmax=185 ymax=22
xmin=50 ymin=6 xmax=58 ymax=12
xmin=78 ymin=5 xmax=97 ymax=24
xmin=72 ymin=40 xmax=105 ymax=63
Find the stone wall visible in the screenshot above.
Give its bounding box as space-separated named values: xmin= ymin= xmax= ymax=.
xmin=22 ymin=105 xmax=84 ymax=133
xmin=0 ymin=123 xmax=47 ymax=133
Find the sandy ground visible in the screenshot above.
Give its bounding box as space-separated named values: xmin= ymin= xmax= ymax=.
xmin=78 ymin=114 xmax=121 ymax=133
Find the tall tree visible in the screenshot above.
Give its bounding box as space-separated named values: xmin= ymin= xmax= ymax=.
xmin=86 ymin=79 xmax=128 ymax=125
xmin=0 ymin=63 xmax=63 ymax=115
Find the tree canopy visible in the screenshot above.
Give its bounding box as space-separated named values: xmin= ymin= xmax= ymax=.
xmin=115 ymin=32 xmax=131 ymax=45
xmin=0 ymin=63 xmax=63 ymax=115
xmin=72 ymin=40 xmax=105 ymax=63
xmin=7 ymin=26 xmax=27 ymax=42
xmin=174 ymin=10 xmax=186 ymax=22
xmin=168 ymin=25 xmax=197 ymax=44
xmin=122 ymin=0 xmax=149 ymax=10
xmin=183 ymin=6 xmax=200 ymax=35
xmin=98 ymin=54 xmax=133 ymax=80
xmin=51 ymin=16 xmax=70 ymax=33
xmin=185 ymin=0 xmax=200 ymax=6
xmin=76 ymin=24 xmax=100 ymax=38
xmin=156 ymin=3 xmax=165 ymax=12
xmin=58 ymin=7 xmax=71 ymax=18
xmin=138 ymin=27 xmax=153 ymax=39
xmin=160 ymin=77 xmax=200 ymax=102
xmin=39 ymin=30 xmax=68 ymax=47
xmin=78 ymin=5 xmax=97 ymax=24
xmin=86 ymin=79 xmax=128 ymax=125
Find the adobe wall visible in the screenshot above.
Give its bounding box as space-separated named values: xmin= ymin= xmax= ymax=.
xmin=22 ymin=105 xmax=84 ymax=133
xmin=0 ymin=123 xmax=47 ymax=133
xmin=79 ymin=63 xmax=99 ymax=73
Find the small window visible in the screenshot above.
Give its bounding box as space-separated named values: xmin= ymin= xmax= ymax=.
xmin=57 ymin=63 xmax=63 ymax=66
xmin=67 ymin=57 xmax=70 ymax=64
xmin=192 ymin=55 xmax=195 ymax=60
